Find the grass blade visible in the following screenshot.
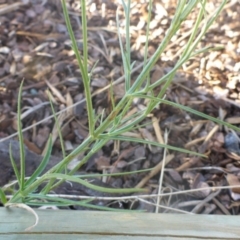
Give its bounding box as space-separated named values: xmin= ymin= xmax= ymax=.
xmin=27 ymin=194 xmax=141 ymax=212
xmin=0 ymin=188 xmax=7 ymax=204
xmin=61 ymin=0 xmax=94 ymax=136
xmin=48 ymin=93 xmax=66 ymax=159
xmin=80 ymin=0 xmax=88 ymax=71
xmin=105 ymin=135 xmax=206 ymax=158
xmin=17 ymin=81 xmax=25 ymax=190
xmin=42 ymin=173 xmax=144 ymax=194
xmin=131 ymin=93 xmax=240 ymax=132
xmin=9 ymin=142 xmax=20 ymax=186
xmin=25 ymin=136 xmax=52 ymax=187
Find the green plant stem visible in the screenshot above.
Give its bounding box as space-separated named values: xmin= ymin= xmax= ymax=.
xmin=43 ymin=138 xmax=109 ymax=192
xmin=17 ymin=81 xmax=25 ymax=191
xmin=94 ymin=0 xmax=189 ymax=137
xmin=7 ymin=0 xmax=229 ymax=210
xmin=121 ymin=0 xmax=131 ymax=91
xmin=48 ymin=93 xmax=66 ymax=159
xmin=81 ymin=0 xmax=88 ymax=71
xmin=144 ymin=0 xmax=153 ymax=87
xmin=61 ymin=0 xmax=94 ymax=136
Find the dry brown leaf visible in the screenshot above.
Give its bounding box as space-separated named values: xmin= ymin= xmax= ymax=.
xmin=226 ymin=117 xmax=240 ymax=124
xmin=66 ymin=91 xmax=73 ymax=116
xmin=72 ymin=121 xmax=89 ymax=140
xmin=24 ymin=139 xmax=42 ymax=155
xmin=107 ymin=146 xmax=136 ymax=181
xmin=152 ymin=116 xmax=164 ymax=144
xmin=0 ymin=2 xmax=25 ymax=15
xmin=0 ymin=115 xmax=12 ymax=130
xmin=95 ymin=156 xmax=110 ymax=171
xmin=46 ymin=80 xmax=66 ymax=104
xmin=33 ymin=126 xmax=50 ymax=149
xmin=135 ymin=154 xmax=174 ymax=188
xmin=189 ymin=122 xmax=204 ymax=137
xmin=176 ymin=157 xmax=200 ymax=172
xmin=184 ymin=136 xmax=205 ymax=148
xmin=226 ymin=152 xmax=240 ymax=161
xmin=183 ymin=172 xmax=211 ymax=198
xmin=226 ymin=173 xmax=240 ymax=194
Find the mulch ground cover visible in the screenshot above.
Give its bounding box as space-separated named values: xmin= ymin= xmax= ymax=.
xmin=0 ymin=0 xmax=240 ymax=214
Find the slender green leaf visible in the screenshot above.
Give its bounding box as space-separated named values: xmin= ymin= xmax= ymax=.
xmin=143 ymin=0 xmax=153 ymax=87
xmin=9 ymin=143 xmax=20 ymax=186
xmin=74 ymin=167 xmax=154 ymax=178
xmin=0 ymin=188 xmax=7 ymax=204
xmin=17 ymin=81 xmax=25 ymax=190
xmin=130 ymin=61 xmax=136 ymax=70
xmin=89 ymin=60 xmax=99 ymax=79
xmin=48 ymin=94 xmax=66 ymax=159
xmin=104 ymin=135 xmax=206 ymax=158
xmin=131 ymin=93 xmax=240 ymax=132
xmin=27 ymin=194 xmax=142 ymax=212
xmin=42 ymin=173 xmax=144 ymax=194
xmin=25 ymin=136 xmax=52 ymax=187
xmin=61 ymin=0 xmax=94 ymax=136
xmin=80 ymin=0 xmax=88 ymax=71
xmin=116 ymin=8 xmax=128 ymax=92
